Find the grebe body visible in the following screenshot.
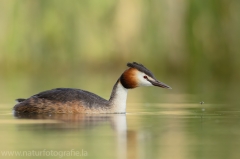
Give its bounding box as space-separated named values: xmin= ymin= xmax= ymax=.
xmin=13 ymin=62 xmax=171 ymax=114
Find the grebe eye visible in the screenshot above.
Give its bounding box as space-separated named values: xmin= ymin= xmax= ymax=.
xmin=143 ymin=76 xmax=148 ymax=79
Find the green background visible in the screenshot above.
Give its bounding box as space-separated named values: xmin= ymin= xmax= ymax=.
xmin=0 ymin=0 xmax=240 ymax=106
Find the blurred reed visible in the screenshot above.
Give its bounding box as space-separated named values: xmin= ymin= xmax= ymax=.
xmin=0 ymin=0 xmax=240 ymax=105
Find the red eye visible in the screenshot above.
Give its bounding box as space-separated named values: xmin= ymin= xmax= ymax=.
xmin=144 ymin=76 xmax=148 ymax=79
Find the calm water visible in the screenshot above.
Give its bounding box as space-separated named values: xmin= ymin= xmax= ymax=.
xmin=1 ymin=103 xmax=240 ymax=159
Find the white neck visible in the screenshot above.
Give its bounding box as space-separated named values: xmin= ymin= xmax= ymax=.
xmin=109 ymin=81 xmax=128 ymax=113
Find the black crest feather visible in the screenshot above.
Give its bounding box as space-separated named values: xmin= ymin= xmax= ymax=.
xmin=127 ymin=62 xmax=155 ymax=78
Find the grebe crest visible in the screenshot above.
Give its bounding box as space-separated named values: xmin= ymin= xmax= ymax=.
xmin=13 ymin=62 xmax=171 ymax=114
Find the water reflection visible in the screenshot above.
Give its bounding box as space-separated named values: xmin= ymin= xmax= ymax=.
xmin=13 ymin=113 xmax=126 ymax=130
xmin=14 ymin=113 xmax=129 ymax=159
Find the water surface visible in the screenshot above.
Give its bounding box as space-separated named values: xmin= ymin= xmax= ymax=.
xmin=1 ymin=103 xmax=240 ymax=159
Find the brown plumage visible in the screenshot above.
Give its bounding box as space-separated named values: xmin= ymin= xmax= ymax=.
xmin=120 ymin=68 xmax=138 ymax=89
xmin=14 ymin=97 xmax=111 ymax=113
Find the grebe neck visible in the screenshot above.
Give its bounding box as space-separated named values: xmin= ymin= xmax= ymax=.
xmin=109 ymin=80 xmax=128 ymax=113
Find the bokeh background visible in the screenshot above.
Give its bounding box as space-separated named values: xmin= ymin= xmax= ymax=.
xmin=0 ymin=0 xmax=240 ymax=108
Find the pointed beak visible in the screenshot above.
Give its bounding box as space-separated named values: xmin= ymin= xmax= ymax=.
xmin=149 ymin=79 xmax=172 ymax=89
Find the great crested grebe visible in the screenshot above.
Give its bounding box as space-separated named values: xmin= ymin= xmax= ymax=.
xmin=13 ymin=62 xmax=171 ymax=114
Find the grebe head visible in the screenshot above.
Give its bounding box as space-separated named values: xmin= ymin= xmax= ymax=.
xmin=120 ymin=62 xmax=172 ymax=89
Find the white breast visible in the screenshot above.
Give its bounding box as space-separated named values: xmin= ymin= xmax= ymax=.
xmin=110 ymin=82 xmax=128 ymax=113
